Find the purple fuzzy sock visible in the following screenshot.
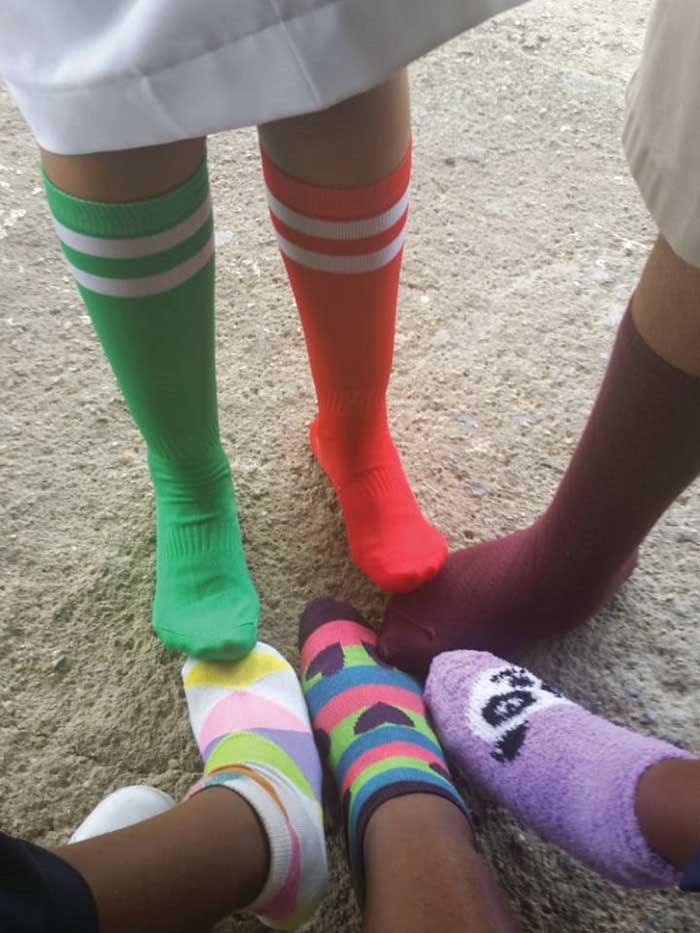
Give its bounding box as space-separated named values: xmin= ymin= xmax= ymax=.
xmin=425 ymin=650 xmax=693 ymax=888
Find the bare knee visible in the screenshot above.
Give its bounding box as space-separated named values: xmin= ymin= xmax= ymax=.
xmin=40 ymin=137 xmax=206 ymax=201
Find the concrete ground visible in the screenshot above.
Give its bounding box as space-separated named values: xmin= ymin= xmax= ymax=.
xmin=1 ymin=1 xmax=699 ymax=930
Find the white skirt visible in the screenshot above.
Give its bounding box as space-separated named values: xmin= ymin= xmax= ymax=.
xmin=2 ymin=0 xmax=527 ymax=155
xmin=623 ymin=0 xmax=700 ymax=268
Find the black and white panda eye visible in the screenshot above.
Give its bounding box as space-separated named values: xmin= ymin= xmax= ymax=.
xmin=482 ymin=689 xmax=537 ymax=727
xmin=491 ymin=667 xmax=536 ymax=690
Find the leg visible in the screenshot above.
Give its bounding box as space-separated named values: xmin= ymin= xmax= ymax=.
xmin=298 ymin=598 xmax=519 ymax=931
xmin=636 ymin=758 xmax=700 ymax=874
xmin=363 ymin=796 xmax=520 ymax=933
xmin=40 ymin=139 xmax=206 ymax=202
xmin=426 ymin=650 xmax=698 ymax=889
xmin=258 ymin=74 xmax=448 ymax=592
xmin=381 ymin=234 xmax=700 ymax=675
xmin=42 ymin=140 xmax=259 ymax=659
xmin=28 ymin=641 xmax=329 ymax=932
xmin=632 ymin=235 xmax=700 ymax=378
xmin=56 ymin=787 xmax=269 ymax=933
xmin=259 ymin=72 xmax=410 ymax=188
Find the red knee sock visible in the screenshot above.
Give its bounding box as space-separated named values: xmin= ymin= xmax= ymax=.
xmin=261 ymin=144 xmax=446 ymax=592
xmin=381 ymin=303 xmax=700 ymax=676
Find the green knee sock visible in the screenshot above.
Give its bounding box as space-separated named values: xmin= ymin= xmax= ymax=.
xmin=44 ymin=159 xmax=259 ymax=659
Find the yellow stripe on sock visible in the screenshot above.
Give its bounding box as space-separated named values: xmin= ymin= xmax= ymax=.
xmin=184 ymin=649 xmax=288 ymax=690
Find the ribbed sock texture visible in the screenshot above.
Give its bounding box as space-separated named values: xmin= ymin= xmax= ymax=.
xmin=381 ymin=303 xmax=700 ymax=675
xmin=261 ymin=146 xmax=447 ymax=592
xmin=183 ymin=644 xmax=328 ymax=929
xmin=298 ymin=597 xmax=469 ymax=900
xmin=44 ymin=160 xmax=259 ymax=660
xmin=426 ymin=650 xmax=692 ymax=888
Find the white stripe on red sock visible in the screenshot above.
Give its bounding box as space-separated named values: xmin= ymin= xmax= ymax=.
xmin=265 ymin=177 xmax=409 ymax=275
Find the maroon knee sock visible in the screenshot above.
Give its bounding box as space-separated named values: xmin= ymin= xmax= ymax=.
xmin=380 ymin=303 xmax=700 ymax=677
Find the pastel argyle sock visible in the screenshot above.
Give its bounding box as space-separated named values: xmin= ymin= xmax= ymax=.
xmin=426 ymin=650 xmax=693 ymax=888
xmin=261 ymin=146 xmax=447 ymax=592
xmin=299 ymin=597 xmax=469 ymax=899
xmin=44 ymin=159 xmax=259 ymax=660
xmin=183 ymin=644 xmax=328 ymax=929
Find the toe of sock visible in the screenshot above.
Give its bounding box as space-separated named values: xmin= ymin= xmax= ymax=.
xmin=154 ymin=588 xmax=260 ymax=660
xmin=298 ymin=597 xmax=373 ymax=650
xmin=378 ymin=601 xmax=440 ymax=679
xmin=160 ymin=620 xmax=259 ymax=660
xmin=356 ymin=527 xmax=448 ymax=593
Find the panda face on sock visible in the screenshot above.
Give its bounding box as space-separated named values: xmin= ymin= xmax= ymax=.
xmin=467 ymin=665 xmax=571 ymax=763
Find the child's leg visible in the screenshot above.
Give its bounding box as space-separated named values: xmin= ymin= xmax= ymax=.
xmin=47 ymin=642 xmax=328 ymax=933
xmin=55 ymin=787 xmax=270 ymax=933
xmin=362 ymin=795 xmax=521 ymax=933
xmin=41 ymin=141 xmax=259 ymax=660
xmin=298 ymin=598 xmax=519 ymax=931
xmin=426 ymin=650 xmax=699 ymax=889
xmin=381 ymin=236 xmax=700 ymax=675
xmin=636 ymin=758 xmax=700 ymax=881
xmin=182 ymin=644 xmax=328 ymax=928
xmin=258 ymin=74 xmax=447 ymax=593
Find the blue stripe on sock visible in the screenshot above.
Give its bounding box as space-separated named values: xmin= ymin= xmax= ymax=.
xmin=304 ymin=665 xmax=423 ymax=714
xmin=335 ymin=725 xmax=444 ymax=789
xmin=349 ymin=766 xmax=461 ymax=845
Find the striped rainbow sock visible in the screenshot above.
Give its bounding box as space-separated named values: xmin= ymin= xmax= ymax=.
xmin=299 ymin=597 xmax=471 ymax=899
xmin=183 ymin=643 xmax=328 ymax=930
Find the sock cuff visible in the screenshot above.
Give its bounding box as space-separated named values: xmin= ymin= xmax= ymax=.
xmin=622 ymin=749 xmax=691 ymax=888
xmin=260 ymin=141 xmax=411 ymax=221
xmin=225 ymin=777 xmax=295 ymax=914
xmin=350 ymin=780 xmax=471 ymax=901
xmin=42 ymin=157 xmax=210 ymax=237
xmin=622 ymin=301 xmax=700 ymax=391
xmin=191 ymin=773 xmax=294 ymax=913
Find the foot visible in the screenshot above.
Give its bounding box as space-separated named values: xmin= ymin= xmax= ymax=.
xmin=310 ymin=416 xmax=447 ymax=592
xmin=183 ymin=643 xmax=328 ymax=929
xmin=379 ymin=520 xmax=637 ymax=677
xmin=69 ymin=786 xmax=176 ymax=843
xmin=151 ymin=447 xmax=259 ymax=660
xmin=298 ymin=597 xmax=469 ymax=899
xmin=425 ymin=650 xmax=690 ymax=888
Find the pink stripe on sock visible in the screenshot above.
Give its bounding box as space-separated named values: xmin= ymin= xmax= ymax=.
xmin=301 ymin=621 xmax=377 ymax=671
xmin=315 ymin=685 xmax=424 ymax=733
xmin=199 ymin=693 xmax=308 ymax=755
xmin=256 ymin=822 xmax=302 ymax=923
xmin=340 ymin=742 xmax=443 ymax=797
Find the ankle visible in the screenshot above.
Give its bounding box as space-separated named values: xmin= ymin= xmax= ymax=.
xmin=190 ymin=786 xmax=269 ymax=907
xmin=362 ymin=795 xmax=495 ymax=933
xmin=635 ymin=758 xmax=700 ymax=870
xmin=364 ymin=794 xmax=476 ymax=865
xmin=314 ymin=409 xmax=394 ymax=467
xmin=149 ymin=448 xmax=233 ymax=506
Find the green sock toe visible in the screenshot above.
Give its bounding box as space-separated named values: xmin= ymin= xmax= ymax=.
xmin=153 ymin=512 xmax=260 ymax=659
